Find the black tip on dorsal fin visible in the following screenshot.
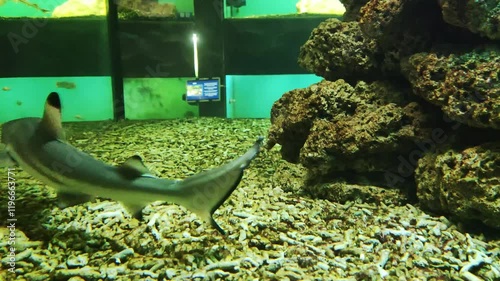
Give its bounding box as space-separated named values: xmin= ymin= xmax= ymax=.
xmin=40 ymin=92 xmax=65 ymax=140
xmin=47 ymin=92 xmax=61 ymax=110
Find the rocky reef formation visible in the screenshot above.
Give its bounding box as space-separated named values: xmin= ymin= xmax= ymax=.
xmin=117 ymin=0 xmax=177 ymax=19
xmin=268 ymin=79 xmax=436 ymax=177
xmin=52 ymin=0 xmax=106 ymax=17
xmin=416 ymin=143 xmax=500 ymax=228
xmin=404 ymin=48 xmax=500 ymax=129
xmin=296 ymin=0 xmax=346 ymax=15
xmin=439 ymin=0 xmax=500 ymax=40
xmin=269 ymin=0 xmax=500 ymax=227
xmin=297 ymin=19 xmax=382 ymax=82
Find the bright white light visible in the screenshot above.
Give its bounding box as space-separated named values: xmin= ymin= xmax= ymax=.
xmin=192 ymin=33 xmax=199 ymax=79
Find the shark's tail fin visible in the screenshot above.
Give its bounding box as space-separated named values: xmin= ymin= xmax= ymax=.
xmin=175 ymin=137 xmax=263 ymax=234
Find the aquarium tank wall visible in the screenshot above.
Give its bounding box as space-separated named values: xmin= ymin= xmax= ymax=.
xmin=226 ymin=74 xmax=322 ymax=118
xmin=2 ymin=1 xmax=500 ymax=281
xmin=0 ymin=0 xmax=344 ymax=122
xmin=0 ymin=0 xmax=113 ymax=123
xmin=224 ymin=0 xmax=345 ymax=18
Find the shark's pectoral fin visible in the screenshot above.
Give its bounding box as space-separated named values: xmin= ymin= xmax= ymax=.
xmin=123 ymin=203 xmax=145 ymax=220
xmin=117 ymin=156 xmax=156 ymax=179
xmin=56 ymin=191 xmax=93 ymax=208
xmin=0 ymin=151 xmax=17 ymax=167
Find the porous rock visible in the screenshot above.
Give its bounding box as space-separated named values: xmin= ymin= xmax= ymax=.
xmin=404 ymin=47 xmax=500 ymax=130
xmin=338 ymin=0 xmax=371 ymax=21
xmin=358 ymin=0 xmax=442 ymax=70
xmin=439 ymin=0 xmax=500 ymax=40
xmin=415 ymin=142 xmax=500 ymax=228
xmin=303 ymin=182 xmax=407 ymax=206
xmin=267 ymin=79 xmax=435 ymax=182
xmin=117 ymin=0 xmax=176 ymax=18
xmin=298 ymin=19 xmax=382 ymax=82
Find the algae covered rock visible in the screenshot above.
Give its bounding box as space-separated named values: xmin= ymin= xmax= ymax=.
xmin=304 ymin=182 xmax=407 ymax=205
xmin=296 ymin=0 xmax=346 ymax=15
xmin=404 ymin=47 xmax=500 ymax=130
xmin=298 ymin=19 xmax=381 ymax=82
xmin=267 ymin=79 xmax=435 ymax=182
xmin=439 ymin=0 xmax=500 ymax=40
xmin=52 ymin=0 xmax=106 ymax=17
xmin=415 ymin=143 xmax=500 ymax=228
xmin=338 ymin=0 xmax=370 ymax=21
xmin=358 ymin=0 xmax=443 ymax=72
xmin=117 ymin=0 xmax=176 ymax=19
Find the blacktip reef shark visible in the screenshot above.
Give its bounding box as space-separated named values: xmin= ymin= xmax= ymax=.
xmin=0 ymin=92 xmax=263 ymax=234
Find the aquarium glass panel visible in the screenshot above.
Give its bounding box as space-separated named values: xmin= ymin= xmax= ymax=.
xmin=159 ymin=0 xmax=194 ymax=16
xmin=124 ymin=77 xmax=199 ymax=120
xmin=0 ymin=0 xmax=108 ymax=18
xmin=224 ymin=0 xmax=345 ymax=18
xmin=0 ymin=77 xmax=113 ymax=123
xmin=226 ymin=74 xmax=322 ymax=118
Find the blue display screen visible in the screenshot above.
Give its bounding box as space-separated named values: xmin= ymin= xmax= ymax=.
xmin=186 ymin=78 xmax=220 ymax=102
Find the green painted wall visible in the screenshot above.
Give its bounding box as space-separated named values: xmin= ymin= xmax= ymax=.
xmin=226 ymin=74 xmax=322 ymax=118
xmin=124 ymin=78 xmax=199 ymax=120
xmin=0 ymin=77 xmax=113 ymax=123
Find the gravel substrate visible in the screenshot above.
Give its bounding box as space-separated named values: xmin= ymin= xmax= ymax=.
xmin=1 ymin=118 xmax=499 ymax=281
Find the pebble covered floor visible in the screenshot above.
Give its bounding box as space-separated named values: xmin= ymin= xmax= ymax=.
xmin=0 ymin=119 xmax=499 ymax=281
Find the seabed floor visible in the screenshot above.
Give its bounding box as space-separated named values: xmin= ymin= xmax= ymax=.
xmin=0 ymin=118 xmax=499 ymax=280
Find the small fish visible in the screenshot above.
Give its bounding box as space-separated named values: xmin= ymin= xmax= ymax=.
xmin=56 ymin=81 xmax=76 ymax=89
xmin=74 ymin=115 xmax=84 ymax=120
xmin=2 ymin=87 xmax=11 ymax=91
xmin=0 ymin=92 xmax=263 ymax=234
xmin=16 ymin=100 xmax=22 ymax=106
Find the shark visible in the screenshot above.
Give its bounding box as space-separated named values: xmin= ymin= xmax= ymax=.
xmin=0 ymin=92 xmax=263 ymax=234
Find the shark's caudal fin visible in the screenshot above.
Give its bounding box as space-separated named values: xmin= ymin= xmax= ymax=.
xmin=176 ymin=137 xmax=263 ymax=235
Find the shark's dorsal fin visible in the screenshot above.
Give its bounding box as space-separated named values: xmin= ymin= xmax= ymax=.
xmin=117 ymin=155 xmax=155 ymax=179
xmin=40 ymin=92 xmax=66 ymax=140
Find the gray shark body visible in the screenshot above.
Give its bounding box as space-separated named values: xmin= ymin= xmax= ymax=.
xmin=0 ymin=92 xmax=262 ymax=234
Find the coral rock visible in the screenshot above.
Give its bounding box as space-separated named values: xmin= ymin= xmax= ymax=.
xmin=267 ymin=79 xmax=435 ymax=182
xmin=117 ymin=0 xmax=176 ymax=18
xmin=359 ymin=0 xmax=442 ymax=64
xmin=416 ymin=143 xmax=500 ymax=228
xmin=298 ymin=19 xmax=382 ymax=82
xmin=52 ymin=0 xmax=106 ymax=17
xmin=439 ymin=0 xmax=500 ymax=40
xmin=338 ymin=0 xmax=371 ymax=21
xmin=304 ymin=182 xmax=407 ymax=205
xmin=296 ymin=0 xmax=346 ymax=15
xmin=404 ymin=47 xmax=500 ymax=130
